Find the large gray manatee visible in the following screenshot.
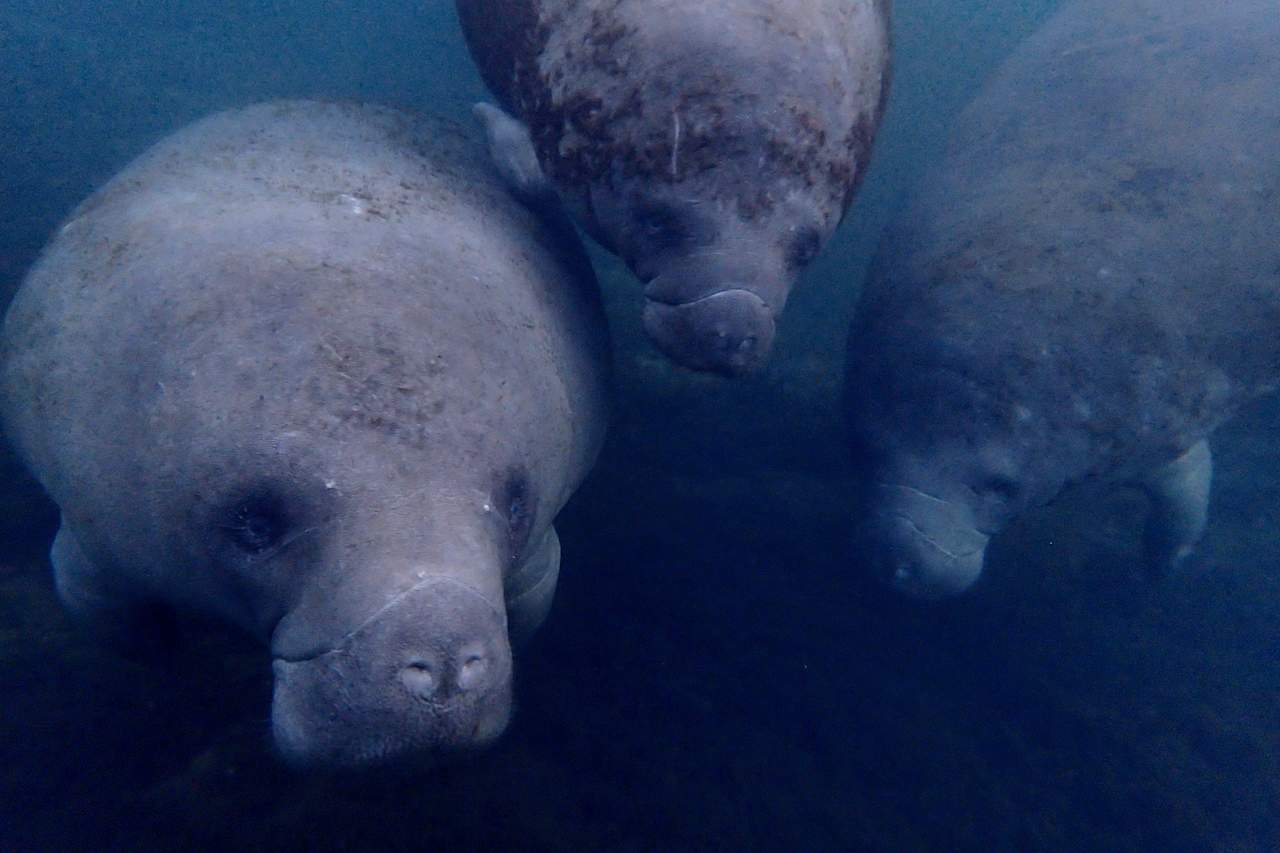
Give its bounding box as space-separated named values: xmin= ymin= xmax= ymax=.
xmin=845 ymin=0 xmax=1280 ymax=598
xmin=456 ymin=0 xmax=891 ymax=375
xmin=0 ymin=101 xmax=610 ymax=767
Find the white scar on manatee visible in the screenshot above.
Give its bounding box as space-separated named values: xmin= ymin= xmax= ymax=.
xmin=670 ymin=108 xmax=682 ymax=179
xmin=878 ymin=482 xmax=952 ymax=506
xmin=877 ymin=482 xmax=987 ymax=561
xmin=889 ymin=512 xmax=985 ymax=561
xmin=276 ymin=572 xmax=496 ymax=663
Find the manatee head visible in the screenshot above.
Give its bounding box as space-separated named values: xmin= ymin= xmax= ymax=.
xmin=845 ymin=297 xmax=1066 ymax=599
xmin=157 ymin=429 xmax=528 ymax=771
xmin=8 ymin=268 xmax=554 ymax=771
xmin=505 ymin=0 xmax=891 ymax=375
xmin=591 ymin=183 xmax=831 ymax=376
xmin=850 ymin=441 xmax=1030 ymax=599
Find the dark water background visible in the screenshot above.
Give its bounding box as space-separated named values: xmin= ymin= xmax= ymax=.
xmin=1 ymin=2 xmax=1277 ymax=850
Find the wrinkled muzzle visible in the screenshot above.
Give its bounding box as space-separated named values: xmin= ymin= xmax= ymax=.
xmin=642 ymin=289 xmax=776 ymax=376
xmin=270 ymin=577 xmax=513 ymax=770
xmin=860 ymin=484 xmax=990 ymax=600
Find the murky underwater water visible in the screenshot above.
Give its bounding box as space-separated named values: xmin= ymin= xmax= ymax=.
xmin=1 ymin=1 xmax=1277 ymax=850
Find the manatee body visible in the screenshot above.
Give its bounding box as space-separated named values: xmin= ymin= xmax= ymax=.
xmin=457 ymin=0 xmax=891 ymax=375
xmin=845 ymin=0 xmax=1280 ymax=598
xmin=0 ymin=101 xmax=610 ymax=767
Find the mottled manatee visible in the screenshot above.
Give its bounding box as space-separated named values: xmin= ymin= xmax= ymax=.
xmin=0 ymin=101 xmax=610 ymax=767
xmin=457 ymin=0 xmax=891 ymax=375
xmin=845 ymin=0 xmax=1280 ymax=598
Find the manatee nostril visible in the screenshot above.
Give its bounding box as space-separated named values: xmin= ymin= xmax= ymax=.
xmin=400 ymin=644 xmax=492 ymax=698
xmin=455 ymin=642 xmax=491 ymax=692
xmin=399 ymin=660 xmax=439 ymax=700
xmin=457 ymin=654 xmax=489 ymax=691
xmin=711 ymin=327 xmax=757 ymax=356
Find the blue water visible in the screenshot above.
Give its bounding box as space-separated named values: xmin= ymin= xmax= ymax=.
xmin=2 ymin=2 xmax=1278 ymax=850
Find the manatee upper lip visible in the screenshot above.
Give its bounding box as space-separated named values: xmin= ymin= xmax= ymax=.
xmin=642 ymin=287 xmax=773 ymax=311
xmin=641 ymin=261 xmax=777 ymax=309
xmin=873 ymin=482 xmax=1000 ymax=539
xmin=875 ymin=482 xmax=950 ymax=504
xmin=271 ymin=574 xmax=502 ymax=664
xmin=885 ymin=511 xmax=988 ymax=561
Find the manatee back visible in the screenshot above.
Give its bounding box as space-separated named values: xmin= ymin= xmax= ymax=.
xmin=457 ymin=0 xmax=890 ymax=214
xmin=0 ymin=101 xmax=609 ymax=557
xmin=849 ymin=0 xmax=1280 ymax=482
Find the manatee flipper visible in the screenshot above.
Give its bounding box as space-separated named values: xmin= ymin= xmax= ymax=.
xmin=1137 ymin=439 xmax=1212 ymax=578
xmin=471 ymin=101 xmax=596 ymax=283
xmin=51 ymin=520 xmax=177 ymax=658
xmin=504 ymin=525 xmax=561 ymax=647
xmin=472 ymin=102 xmax=556 ymax=206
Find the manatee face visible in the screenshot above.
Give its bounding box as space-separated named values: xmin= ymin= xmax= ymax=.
xmin=142 ymin=430 xmax=526 ymax=770
xmin=40 ymin=284 xmax=547 ymax=770
xmin=592 ymin=183 xmax=829 ymax=375
xmin=846 ymin=351 xmax=1048 ymax=599
xmin=146 ymin=311 xmax=565 ymax=769
xmin=854 ymin=448 xmax=1025 ymax=600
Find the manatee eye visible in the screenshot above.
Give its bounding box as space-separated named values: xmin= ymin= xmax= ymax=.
xmin=495 ymin=468 xmax=535 ymax=561
xmin=979 ymin=476 xmax=1020 ymax=504
xmin=635 ymin=201 xmax=687 ymax=247
xmin=221 ymin=491 xmax=288 ymax=555
xmin=785 ymin=227 xmax=822 ymax=270
xmin=506 ymin=484 xmax=527 ymax=526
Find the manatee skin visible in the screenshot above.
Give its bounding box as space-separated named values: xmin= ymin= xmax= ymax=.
xmin=456 ymin=0 xmax=891 ymax=375
xmin=845 ymin=0 xmax=1280 ymax=598
xmin=0 ymin=101 xmax=610 ymax=767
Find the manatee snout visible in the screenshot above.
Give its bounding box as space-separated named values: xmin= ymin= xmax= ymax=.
xmin=860 ymin=485 xmax=990 ymax=600
xmin=270 ymin=577 xmax=513 ymax=770
xmin=642 ymin=289 xmax=776 ymax=376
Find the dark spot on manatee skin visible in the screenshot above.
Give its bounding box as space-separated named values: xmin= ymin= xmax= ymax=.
xmin=1115 ymin=164 xmax=1182 ymax=218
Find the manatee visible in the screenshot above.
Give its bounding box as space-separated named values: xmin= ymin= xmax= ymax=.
xmin=844 ymin=0 xmax=1280 ymax=598
xmin=0 ymin=101 xmax=610 ymax=767
xmin=457 ymin=0 xmax=892 ymax=375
